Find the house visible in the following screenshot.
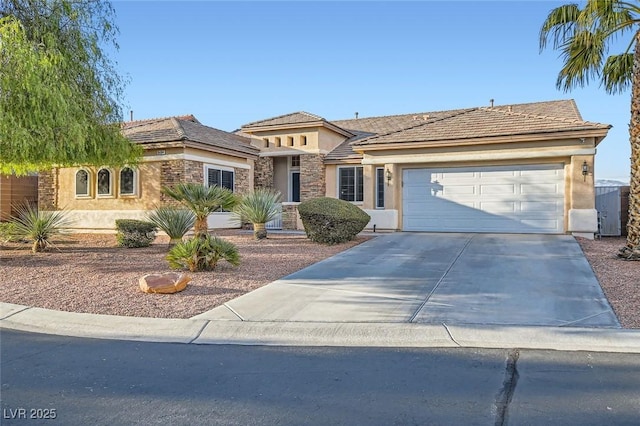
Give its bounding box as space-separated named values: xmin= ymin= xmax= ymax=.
xmin=240 ymin=99 xmax=610 ymax=238
xmin=39 ymin=99 xmax=610 ymax=238
xmin=38 ymin=115 xmax=259 ymax=230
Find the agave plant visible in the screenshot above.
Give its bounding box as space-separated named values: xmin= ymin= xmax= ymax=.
xmin=233 ymin=188 xmax=281 ymax=239
xmin=162 ymin=183 xmax=238 ymax=238
xmin=146 ymin=206 xmax=196 ymax=245
xmin=10 ymin=202 xmax=72 ymax=253
xmin=166 ymin=234 xmax=240 ymax=272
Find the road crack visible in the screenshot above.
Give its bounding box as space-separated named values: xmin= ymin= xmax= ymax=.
xmin=494 ymin=348 xmax=520 ymax=426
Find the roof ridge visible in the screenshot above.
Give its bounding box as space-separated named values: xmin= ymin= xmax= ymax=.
xmin=242 ymin=111 xmax=325 ymax=127
xmin=170 ymin=117 xmax=188 ymax=140
xmin=122 ymin=114 xmax=197 ymax=130
xmin=333 ymin=108 xmax=467 ymax=123
xmin=478 ymin=106 xmax=603 ymax=126
xmin=353 ymin=108 xmax=477 ymax=145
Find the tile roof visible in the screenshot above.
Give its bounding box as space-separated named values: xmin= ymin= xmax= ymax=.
xmin=242 ymin=111 xmax=326 ymax=128
xmin=324 ymin=100 xmax=609 ymax=161
xmin=122 ymin=116 xmax=259 ymax=157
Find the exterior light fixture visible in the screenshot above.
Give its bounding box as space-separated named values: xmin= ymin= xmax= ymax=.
xmin=386 ymin=168 xmax=392 ymax=185
xmin=582 ymin=161 xmax=589 ymax=181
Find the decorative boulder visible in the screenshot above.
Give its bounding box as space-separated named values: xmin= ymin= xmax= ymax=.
xmin=139 ymin=272 xmax=191 ymax=294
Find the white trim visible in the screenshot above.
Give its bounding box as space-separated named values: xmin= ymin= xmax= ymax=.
xmin=96 ymin=168 xmax=114 ymax=197
xmin=361 ymin=147 xmax=597 ymax=165
xmin=141 ymin=153 xmax=251 ymax=170
xmin=204 ymin=165 xmax=235 ymax=191
xmin=337 ymin=165 xmax=364 ymax=203
xmin=74 ymin=168 xmax=92 ymax=198
xmin=118 ymin=166 xmax=139 ymax=197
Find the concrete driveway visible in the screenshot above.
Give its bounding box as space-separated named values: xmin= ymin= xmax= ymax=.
xmin=198 ymin=233 xmax=620 ymax=328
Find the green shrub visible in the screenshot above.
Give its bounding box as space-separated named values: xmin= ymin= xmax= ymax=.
xmin=10 ymin=202 xmax=72 ymax=252
xmin=166 ymin=235 xmax=240 ymax=272
xmin=297 ymin=197 xmax=370 ymax=245
xmin=0 ymin=222 xmax=19 ymax=243
xmin=115 ymin=219 xmax=157 ymax=248
xmin=146 ymin=206 xmax=195 ymax=244
xmin=233 ymin=188 xmax=281 ymax=240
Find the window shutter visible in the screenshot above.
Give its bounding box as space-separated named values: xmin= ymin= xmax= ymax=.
xmin=222 ymin=170 xmax=234 ymax=191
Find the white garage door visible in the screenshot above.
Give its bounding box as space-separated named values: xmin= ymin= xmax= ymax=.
xmin=402 ymin=164 xmax=564 ymax=233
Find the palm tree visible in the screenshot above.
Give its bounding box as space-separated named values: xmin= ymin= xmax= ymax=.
xmin=161 ymin=183 xmax=238 ymax=238
xmin=540 ymin=0 xmax=640 ymax=259
xmin=233 ymin=188 xmax=281 ymax=239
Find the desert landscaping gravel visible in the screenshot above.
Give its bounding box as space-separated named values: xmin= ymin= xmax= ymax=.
xmin=577 ymin=237 xmax=639 ymax=329
xmin=1 ymin=232 xmax=638 ymax=328
xmin=0 ymin=231 xmax=367 ymax=319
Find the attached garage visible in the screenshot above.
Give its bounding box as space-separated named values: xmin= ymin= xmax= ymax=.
xmin=402 ymin=164 xmax=565 ymax=234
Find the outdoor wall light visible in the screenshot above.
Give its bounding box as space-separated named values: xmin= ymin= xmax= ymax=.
xmin=582 ymin=161 xmax=589 ymax=181
xmin=386 ymin=168 xmax=392 ymax=185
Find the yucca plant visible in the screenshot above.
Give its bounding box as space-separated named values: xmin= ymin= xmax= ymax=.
xmin=233 ymin=188 xmax=281 ymax=239
xmin=146 ymin=206 xmax=196 ymax=245
xmin=166 ymin=234 xmax=240 ymax=272
xmin=162 ymin=183 xmax=238 ymax=238
xmin=10 ymin=202 xmax=72 ymax=253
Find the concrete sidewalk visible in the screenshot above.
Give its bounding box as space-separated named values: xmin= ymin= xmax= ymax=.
xmin=2 ymin=302 xmax=640 ymax=353
xmin=1 ymin=232 xmax=635 ymax=353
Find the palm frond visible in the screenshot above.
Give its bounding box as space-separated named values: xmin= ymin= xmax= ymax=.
xmin=233 ymin=188 xmax=282 ymax=224
xmin=556 ymin=28 xmax=607 ymax=91
xmin=146 ymin=206 xmax=195 ymax=240
xmin=603 ymin=52 xmax=634 ymax=93
xmin=539 ymin=3 xmax=581 ymax=51
xmin=10 ymin=201 xmax=72 ymax=252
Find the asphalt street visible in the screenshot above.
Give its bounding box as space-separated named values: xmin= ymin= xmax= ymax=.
xmin=1 ymin=330 xmax=639 ymax=425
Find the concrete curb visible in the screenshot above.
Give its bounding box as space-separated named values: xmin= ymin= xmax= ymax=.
xmin=2 ymin=303 xmax=639 ymax=353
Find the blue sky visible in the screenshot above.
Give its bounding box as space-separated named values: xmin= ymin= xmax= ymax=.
xmin=111 ymin=1 xmax=632 ymax=182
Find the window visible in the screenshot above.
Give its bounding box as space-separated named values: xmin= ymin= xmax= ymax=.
xmin=338 ymin=166 xmax=363 ymax=202
xmin=290 ymin=155 xmax=300 ymax=168
xmin=287 ymin=136 xmax=294 ymax=146
xmin=376 ymin=168 xmax=385 ymax=208
xmin=120 ymin=167 xmax=137 ymax=196
xmin=206 ymin=167 xmax=234 ymax=192
xmin=300 ymin=135 xmax=307 ymax=146
xmin=75 ymin=169 xmax=90 ymax=197
xmin=97 ymin=168 xmax=112 ymax=196
xmin=275 ymin=137 xmax=281 ymax=147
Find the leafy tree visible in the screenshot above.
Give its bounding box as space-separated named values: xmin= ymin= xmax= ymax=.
xmin=161 ymin=183 xmax=238 ymax=238
xmin=540 ymin=0 xmax=640 ymax=259
xmin=0 ymin=0 xmax=141 ymax=175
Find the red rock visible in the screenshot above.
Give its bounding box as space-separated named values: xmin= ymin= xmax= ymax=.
xmin=139 ymin=272 xmax=191 ymax=294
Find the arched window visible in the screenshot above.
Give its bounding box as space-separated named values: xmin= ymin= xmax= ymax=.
xmin=75 ymin=169 xmax=91 ymax=197
xmin=97 ymin=168 xmax=112 ymax=196
xmin=119 ymin=167 xmax=137 ymax=196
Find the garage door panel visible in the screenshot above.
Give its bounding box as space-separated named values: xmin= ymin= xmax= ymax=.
xmin=403 ymin=164 xmax=564 ymax=234
xmin=480 ymin=184 xmax=516 ymax=195
xmin=520 ymin=183 xmax=561 ymax=194
xmin=479 ymin=201 xmax=516 ymax=214
xmin=443 ymin=185 xmax=475 ymax=195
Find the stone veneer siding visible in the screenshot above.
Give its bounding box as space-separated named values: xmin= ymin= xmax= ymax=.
xmin=160 ymin=159 xmax=250 ymax=202
xmin=38 ymin=168 xmax=58 ymax=210
xmin=282 ymin=204 xmax=298 ymax=230
xmin=159 ymin=159 xmax=204 ymax=204
xmin=254 ymin=156 xmax=274 ymax=189
xmin=234 ymin=168 xmax=251 ymax=195
xmin=300 ymin=154 xmax=325 ymax=201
